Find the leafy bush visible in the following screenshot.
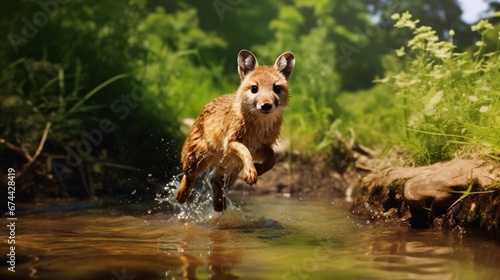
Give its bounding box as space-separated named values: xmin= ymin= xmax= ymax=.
xmin=252 ymin=3 xmax=341 ymax=155
xmin=335 ymin=84 xmax=404 ymax=149
xmin=0 ymin=1 xmax=226 ymax=199
xmin=377 ymin=12 xmax=500 ymax=164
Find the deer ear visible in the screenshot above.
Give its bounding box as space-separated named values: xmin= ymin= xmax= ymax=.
xmin=274 ymin=52 xmax=295 ymax=81
xmin=238 ymin=50 xmax=259 ymax=80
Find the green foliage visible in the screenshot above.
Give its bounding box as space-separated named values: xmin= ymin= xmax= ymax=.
xmin=138 ymin=6 xmax=226 ymax=53
xmin=1 ymin=0 xmax=152 ymax=155
xmin=378 ymin=12 xmax=500 ymax=164
xmin=0 ymin=1 xmax=224 ymax=197
xmin=335 ymin=84 xmax=404 ymax=148
xmin=359 ymin=0 xmax=474 ymax=51
xmin=252 ymin=2 xmax=340 ymax=154
xmin=0 ymin=58 xmax=128 ymax=151
xmin=2 ymin=0 xmax=497 ymax=200
xmin=133 ymin=5 xmax=232 ymax=121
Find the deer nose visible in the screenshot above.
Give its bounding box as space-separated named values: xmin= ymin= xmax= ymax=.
xmin=261 ymin=103 xmax=273 ymax=112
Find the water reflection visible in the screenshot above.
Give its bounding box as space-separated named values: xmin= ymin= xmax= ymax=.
xmin=1 ymin=198 xmax=499 ymax=280
xmin=360 ymin=239 xmax=455 ymax=279
xmin=158 ymin=222 xmax=243 ymax=279
xmin=354 ymin=227 xmax=500 ymax=280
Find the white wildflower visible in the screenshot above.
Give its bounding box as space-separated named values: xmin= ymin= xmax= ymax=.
xmin=468 ymin=95 xmax=478 ymax=103
xmin=395 ymin=47 xmax=405 ymax=57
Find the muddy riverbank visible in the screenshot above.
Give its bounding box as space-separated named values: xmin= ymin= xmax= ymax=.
xmin=232 ymin=147 xmax=500 ymax=236
xmin=350 ymin=157 xmax=500 ymax=235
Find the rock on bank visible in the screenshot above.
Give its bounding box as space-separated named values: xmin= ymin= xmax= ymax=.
xmin=351 ymin=157 xmax=500 ymax=234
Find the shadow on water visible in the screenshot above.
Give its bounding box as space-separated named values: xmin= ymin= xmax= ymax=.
xmin=2 ymin=178 xmax=500 ymax=279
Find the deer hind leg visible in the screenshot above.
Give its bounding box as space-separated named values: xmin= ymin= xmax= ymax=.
xmin=176 ymin=155 xmax=209 ymax=203
xmin=253 ymin=145 xmax=276 ymax=176
xmin=176 ymin=175 xmax=196 ymax=203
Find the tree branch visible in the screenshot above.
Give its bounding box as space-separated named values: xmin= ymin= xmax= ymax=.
xmin=19 ymin=122 xmax=52 ymax=177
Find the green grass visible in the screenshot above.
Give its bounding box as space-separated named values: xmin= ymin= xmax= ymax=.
xmin=335 ymin=84 xmax=404 ymax=149
xmin=388 ymin=13 xmax=500 ymax=164
xmin=334 ymin=13 xmax=500 ymax=165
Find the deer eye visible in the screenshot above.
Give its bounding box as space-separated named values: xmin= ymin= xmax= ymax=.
xmin=251 ymin=85 xmax=258 ymax=93
xmin=273 ymin=85 xmax=281 ymax=94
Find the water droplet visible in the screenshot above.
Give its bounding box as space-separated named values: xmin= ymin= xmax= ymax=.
xmin=148 ymin=173 xmax=152 ymax=177
xmin=366 ymin=220 xmax=371 ymax=225
xmin=147 ymin=209 xmax=152 ymax=214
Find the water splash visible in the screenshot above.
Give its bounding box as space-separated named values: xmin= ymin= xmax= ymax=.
xmin=154 ymin=173 xmax=216 ymax=223
xmin=155 ymin=173 xmax=282 ymax=229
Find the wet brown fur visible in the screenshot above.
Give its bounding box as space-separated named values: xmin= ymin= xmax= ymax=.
xmin=175 ymin=50 xmax=295 ymax=211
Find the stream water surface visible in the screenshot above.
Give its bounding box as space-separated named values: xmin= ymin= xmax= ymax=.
xmin=2 ymin=193 xmax=500 ymax=280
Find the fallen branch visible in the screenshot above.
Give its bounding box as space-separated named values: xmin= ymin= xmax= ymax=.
xmin=18 ymin=122 xmax=52 ymax=178
xmin=0 ymin=138 xmax=31 ymax=160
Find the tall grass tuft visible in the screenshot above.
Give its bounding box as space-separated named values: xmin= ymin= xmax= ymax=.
xmin=377 ymin=12 xmax=500 ymax=165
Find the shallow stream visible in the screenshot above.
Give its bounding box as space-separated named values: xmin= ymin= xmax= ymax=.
xmin=3 ymin=192 xmax=500 ymax=279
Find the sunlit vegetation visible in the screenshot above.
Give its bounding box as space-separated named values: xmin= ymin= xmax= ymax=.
xmin=1 ymin=0 xmax=499 ymax=199
xmin=352 ymin=13 xmax=500 ymax=165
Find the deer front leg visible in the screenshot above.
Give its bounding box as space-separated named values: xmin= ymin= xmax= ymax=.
xmin=228 ymin=142 xmax=258 ymax=185
xmin=253 ymin=144 xmax=276 ymax=176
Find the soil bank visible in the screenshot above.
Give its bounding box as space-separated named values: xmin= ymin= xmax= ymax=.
xmin=232 ymin=153 xmax=500 ymax=236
